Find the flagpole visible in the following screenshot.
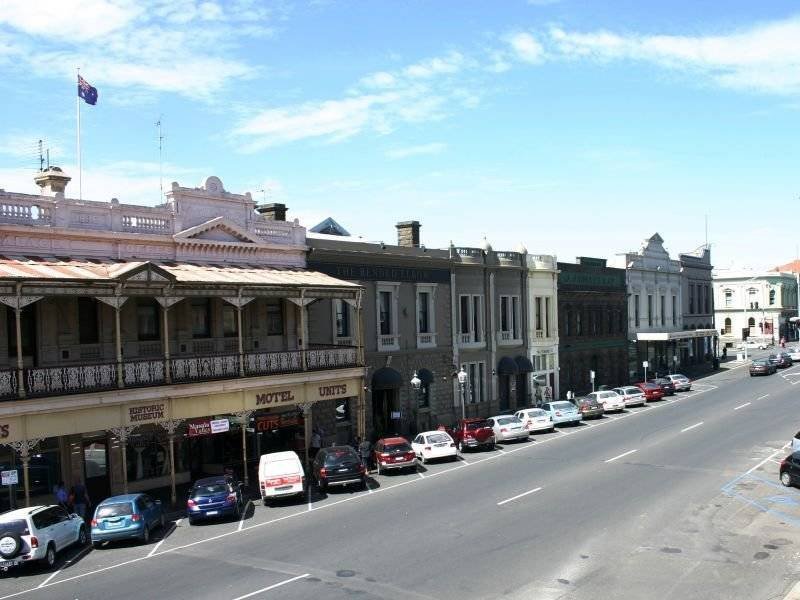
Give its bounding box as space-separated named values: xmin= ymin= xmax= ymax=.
xmin=76 ymin=67 xmax=82 ymax=200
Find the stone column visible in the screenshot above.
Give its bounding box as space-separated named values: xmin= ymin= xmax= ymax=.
xmin=14 ymin=307 xmax=24 ymax=399
xmin=233 ymin=411 xmax=254 ymax=486
xmin=237 ymin=304 xmax=245 ymax=377
xmin=298 ymin=402 xmax=314 ymax=467
xmin=159 ymin=420 xmax=183 ymax=506
xmin=109 ymin=427 xmax=136 ymax=494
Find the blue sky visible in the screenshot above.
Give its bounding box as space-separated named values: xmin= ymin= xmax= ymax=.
xmin=1 ymin=0 xmax=799 ymax=270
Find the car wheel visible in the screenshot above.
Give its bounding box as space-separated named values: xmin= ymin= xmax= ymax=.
xmin=92 ymin=541 xmax=103 ymax=549
xmin=188 ymin=517 xmax=197 ymax=526
xmin=262 ymin=497 xmax=270 ymax=507
xmin=781 ymin=472 xmax=793 ymax=487
xmin=359 ymin=476 xmax=367 ymax=491
xmin=141 ymin=525 xmax=150 ymax=544
xmin=549 ymin=427 xmax=555 ymax=433
xmin=44 ymin=544 xmax=56 ymax=569
xmin=0 ymin=531 xmax=22 ymax=560
xmin=77 ymin=526 xmax=87 ymax=546
xmin=420 ymin=454 xmax=427 ymax=465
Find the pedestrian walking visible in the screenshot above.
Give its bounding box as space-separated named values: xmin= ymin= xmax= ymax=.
xmin=309 ymin=427 xmax=322 ymax=460
xmin=54 ymin=481 xmax=68 ymax=509
xmin=358 ymin=437 xmax=373 ymax=472
xmin=71 ymin=479 xmax=91 ymax=520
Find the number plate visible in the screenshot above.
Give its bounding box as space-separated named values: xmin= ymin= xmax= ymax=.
xmin=106 ymin=521 xmax=122 ymax=528
xmin=0 ymin=560 xmax=17 ymax=568
xmin=435 ymin=443 xmax=446 ymax=447
xmin=276 ymin=486 xmax=292 ymax=491
xmin=205 ymin=510 xmax=219 ymax=516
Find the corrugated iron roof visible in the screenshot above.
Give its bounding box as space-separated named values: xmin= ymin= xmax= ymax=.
xmin=0 ymin=256 xmax=359 ymax=288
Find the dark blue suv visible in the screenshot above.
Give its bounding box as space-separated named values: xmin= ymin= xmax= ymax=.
xmin=186 ymin=476 xmax=245 ymax=524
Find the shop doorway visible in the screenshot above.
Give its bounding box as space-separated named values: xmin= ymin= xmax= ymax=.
xmin=515 ymin=374 xmax=528 ymax=408
xmin=372 ymin=389 xmax=398 ymax=438
xmin=83 ymin=439 xmax=109 ymax=502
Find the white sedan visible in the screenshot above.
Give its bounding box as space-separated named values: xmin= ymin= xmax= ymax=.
xmin=612 ymin=386 xmax=647 ymax=407
xmin=588 ymin=390 xmax=626 ymax=412
xmin=411 ymin=431 xmax=458 ymax=464
xmin=788 ymin=348 xmax=800 ymax=361
xmin=514 ymin=408 xmax=555 ymax=433
xmin=487 ymin=415 xmax=529 ymax=443
xmin=665 ymin=373 xmax=692 ymax=391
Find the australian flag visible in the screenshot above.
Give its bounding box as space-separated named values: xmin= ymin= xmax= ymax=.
xmin=78 ymin=75 xmax=98 ymax=106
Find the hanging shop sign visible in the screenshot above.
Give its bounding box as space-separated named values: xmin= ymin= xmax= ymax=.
xmin=187 ymin=418 xmax=230 ymax=437
xmin=210 ymin=419 xmax=230 ymax=434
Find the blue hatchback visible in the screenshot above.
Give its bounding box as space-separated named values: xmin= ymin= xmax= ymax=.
xmin=186 ymin=476 xmax=245 ymax=524
xmin=90 ymin=494 xmax=165 ymax=547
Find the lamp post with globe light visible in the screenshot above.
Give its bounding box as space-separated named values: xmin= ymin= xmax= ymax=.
xmin=457 ymin=367 xmax=468 ymax=420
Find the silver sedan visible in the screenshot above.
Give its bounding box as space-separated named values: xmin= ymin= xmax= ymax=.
xmin=487 ymin=415 xmax=529 ymax=443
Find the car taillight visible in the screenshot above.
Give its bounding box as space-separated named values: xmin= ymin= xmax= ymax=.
xmin=450 ymin=442 xmax=456 ymax=447
xmin=464 ymin=431 xmax=473 ymax=438
xmin=226 ymin=493 xmax=237 ymax=504
xmin=131 ymin=514 xmax=141 ymax=522
xmin=380 ymin=453 xmax=390 ymax=459
xmin=500 ymin=428 xmax=508 ymax=433
xmin=187 ymin=499 xmax=196 ymax=508
xmin=781 ymin=457 xmax=789 ymax=467
xmin=525 ymin=420 xmax=532 ymax=426
xmin=319 ymin=468 xmax=327 ymax=478
xmin=424 ymin=446 xmax=432 ymax=451
xmin=406 ymin=452 xmax=415 ymax=460
xmin=555 ymin=411 xmax=562 ymax=416
xmin=90 ymin=519 xmax=97 ymax=527
xmin=30 ymin=536 xmax=38 ymax=549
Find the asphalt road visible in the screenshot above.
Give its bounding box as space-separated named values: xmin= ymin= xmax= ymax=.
xmin=4 ymin=354 xmax=800 ymax=600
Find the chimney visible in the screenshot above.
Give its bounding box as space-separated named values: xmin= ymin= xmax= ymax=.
xmin=34 ymin=166 xmax=71 ymax=197
xmin=396 ymin=221 xmax=421 ymax=248
xmin=256 ymin=202 xmax=287 ymax=221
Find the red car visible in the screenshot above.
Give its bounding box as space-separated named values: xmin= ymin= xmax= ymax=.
xmin=635 ymin=381 xmax=665 ymax=401
xmin=445 ymin=418 xmax=496 ymax=452
xmin=372 ymin=437 xmax=417 ymax=475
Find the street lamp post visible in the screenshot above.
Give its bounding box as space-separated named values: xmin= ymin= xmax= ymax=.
xmin=457 ymin=367 xmax=467 ymax=420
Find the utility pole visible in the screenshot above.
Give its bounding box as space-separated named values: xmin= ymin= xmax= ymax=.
xmin=155 ymin=116 xmax=164 ymax=201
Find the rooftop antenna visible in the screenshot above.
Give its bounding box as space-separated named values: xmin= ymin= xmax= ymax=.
xmin=155 ymin=116 xmax=164 ymax=201
xmin=257 ymin=187 xmax=269 ymax=204
xmin=38 ymin=139 xmax=44 ymax=171
xmin=704 ymin=213 xmax=708 ymax=247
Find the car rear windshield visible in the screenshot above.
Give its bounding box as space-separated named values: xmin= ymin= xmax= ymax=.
xmin=642 ymin=383 xmax=658 ymax=390
xmin=552 ymin=402 xmax=573 ymax=410
xmin=526 ymin=409 xmax=546 ymax=417
xmin=0 ymin=519 xmax=29 ymax=535
xmin=96 ymin=503 xmax=133 ymax=518
xmin=497 ymin=417 xmax=519 ymax=425
xmin=385 ymin=443 xmax=412 ymax=453
xmin=753 ymin=359 xmax=768 ymax=366
xmin=465 ymin=420 xmax=491 ymax=430
xmin=193 ymin=483 xmax=229 ymax=496
xmin=426 ymin=433 xmax=450 ymax=444
xmin=323 ymin=449 xmax=358 ymax=466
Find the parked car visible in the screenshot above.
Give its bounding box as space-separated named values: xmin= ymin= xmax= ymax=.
xmin=373 ymin=437 xmax=418 ymax=474
xmin=574 ymin=396 xmax=605 ymax=419
xmin=650 ymin=378 xmax=676 ymax=396
xmin=767 ymin=353 xmax=791 ymax=369
xmin=612 ymin=386 xmax=647 ymax=407
xmin=411 ymin=431 xmax=458 ymax=464
xmin=791 ymin=430 xmax=800 ymax=453
xmin=312 ymin=446 xmax=367 ymax=492
xmin=634 ymin=381 xmax=665 ymax=401
xmin=664 ymin=374 xmax=692 ymax=392
xmin=779 ymin=352 xmax=794 ymax=367
xmin=487 ymin=415 xmax=529 ymax=443
xmin=587 ymin=390 xmax=625 ymax=412
xmin=258 ymin=451 xmax=305 ymax=506
xmin=90 ymin=494 xmax=164 ymax=546
xmin=540 ymin=401 xmax=582 ymax=426
xmin=0 ymin=505 xmax=86 ymax=570
xmin=788 ymin=347 xmax=800 ymax=361
xmin=780 ymin=452 xmax=800 ymax=486
xmin=447 ymin=418 xmax=496 ymax=452
xmin=187 ymin=475 xmax=246 ymax=524
xmin=749 ymin=358 xmax=777 ymax=376
xmin=514 ymin=408 xmax=555 ymax=433
xmin=737 ymin=340 xmax=769 ymax=350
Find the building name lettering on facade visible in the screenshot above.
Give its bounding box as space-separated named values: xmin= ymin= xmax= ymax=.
xmin=319 ymin=384 xmax=348 ymax=397
xmin=128 ymin=404 xmax=166 ymax=422
xmin=309 ymin=262 xmax=449 ymax=284
xmin=256 ymin=390 xmax=295 ymax=406
xmin=0 ymin=424 xmax=9 ymax=439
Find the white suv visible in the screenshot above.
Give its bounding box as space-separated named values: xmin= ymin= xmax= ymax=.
xmin=0 ymin=505 xmax=86 ymax=570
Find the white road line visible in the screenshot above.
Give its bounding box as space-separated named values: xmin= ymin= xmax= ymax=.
xmin=231 ymin=573 xmax=310 ymax=600
xmin=417 ymin=472 xmax=425 ymax=479
xmin=147 ymin=520 xmax=177 ymax=558
xmin=237 ymin=501 xmax=252 ymax=532
xmin=459 ymin=457 xmax=471 ymax=465
xmin=681 ymin=422 xmax=704 ymax=433
xmin=605 ymin=449 xmax=637 ymax=463
xmin=307 ymin=485 xmax=312 ymax=512
xmin=497 ymin=486 xmax=542 ymax=506
xmin=757 ymin=394 xmax=770 ymax=401
xmin=744 ymin=442 xmax=791 ymax=476
xmin=497 ymin=447 xmax=507 ymax=454
xmin=734 ymin=402 xmax=751 ymax=411
xmin=0 ymin=381 xmax=721 ymax=600
xmin=37 ymin=569 xmax=61 ymax=589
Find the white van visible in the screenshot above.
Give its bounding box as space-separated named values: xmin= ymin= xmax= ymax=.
xmin=258 ymin=451 xmax=305 ymax=505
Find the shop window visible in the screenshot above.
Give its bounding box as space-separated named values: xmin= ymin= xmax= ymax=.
xmin=266 ymin=300 xmax=283 ymax=336
xmin=136 ymin=299 xmax=160 ymax=341
xmin=191 ymin=299 xmax=211 ymax=338
xmin=78 ymin=298 xmax=99 ymax=344
xmin=223 ymin=304 xmax=238 ymax=337
xmin=336 ymin=398 xmax=351 ymax=422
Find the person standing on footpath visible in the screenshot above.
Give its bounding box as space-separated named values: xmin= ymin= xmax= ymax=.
xmin=71 ymin=479 xmax=91 ymax=520
xmin=54 ymin=481 xmax=68 ymax=510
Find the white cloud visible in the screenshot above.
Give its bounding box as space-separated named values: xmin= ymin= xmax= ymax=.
xmin=386 ymin=142 xmax=447 ymax=160
xmin=403 ymin=51 xmax=466 ymax=78
xmin=506 ymin=31 xmax=545 ymax=64
xmin=0 ymin=0 xmax=141 ymax=40
xmin=549 ymin=16 xmax=800 ymax=94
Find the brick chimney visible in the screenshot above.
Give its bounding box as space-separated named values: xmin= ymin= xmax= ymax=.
xmin=256 ymin=202 xmax=287 ymax=221
xmin=396 ymin=221 xmax=421 ymax=248
xmin=34 ymin=166 xmax=71 ymax=197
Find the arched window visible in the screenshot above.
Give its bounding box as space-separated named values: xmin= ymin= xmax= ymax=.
xmin=748 ymin=317 xmax=755 ymax=328
xmin=724 ymin=318 xmax=732 ymax=334
xmin=724 ymin=290 xmax=732 ymax=307
xmin=769 ymin=289 xmax=776 ymax=305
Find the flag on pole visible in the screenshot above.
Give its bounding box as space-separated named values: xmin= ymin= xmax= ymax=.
xmin=78 ymin=75 xmax=98 ymax=105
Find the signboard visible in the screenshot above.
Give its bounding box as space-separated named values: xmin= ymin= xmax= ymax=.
xmin=127 ymin=403 xmax=166 ymax=424
xmin=187 ymin=420 xmax=212 ymax=437
xmin=390 ymin=411 xmax=401 ymax=420
xmin=642 ymin=361 xmax=649 ymax=368
xmin=308 ymin=261 xmax=450 ymax=284
xmin=210 ymin=419 xmax=230 ymax=434
xmin=256 ymin=412 xmax=303 ymax=432
xmin=1 ymin=470 xmax=18 ymax=486
xmin=590 ymin=370 xmax=596 ymax=380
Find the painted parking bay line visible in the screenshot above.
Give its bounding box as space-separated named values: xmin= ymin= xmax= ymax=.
xmin=734 ymin=402 xmax=751 ymax=411
xmin=605 ymin=449 xmax=637 ymax=463
xmin=681 ymin=421 xmax=704 ymax=433
xmin=231 ymin=573 xmax=310 ymax=600
xmin=497 ymin=486 xmax=543 ymax=506
xmin=757 ymin=394 xmax=770 ymax=400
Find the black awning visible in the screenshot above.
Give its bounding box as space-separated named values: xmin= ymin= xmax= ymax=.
xmin=372 ymin=367 xmax=403 ymax=390
xmin=417 ymin=368 xmax=434 ymax=384
xmin=514 ymin=356 xmax=534 ymax=373
xmin=497 ymin=356 xmax=519 ymax=375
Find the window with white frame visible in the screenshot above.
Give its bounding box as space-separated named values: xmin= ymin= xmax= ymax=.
xmin=416 ymin=284 xmax=437 ymax=348
xmin=545 ymin=297 xmax=551 ymax=337
xmin=376 ymin=283 xmax=399 ymax=349
xmin=334 ymin=299 xmax=351 ymax=338
xmin=724 ymin=289 xmax=732 ymax=307
xmin=458 ymin=361 xmax=485 ymax=404
xmin=458 ymin=294 xmax=484 ymax=344
xmin=499 ymin=295 xmax=521 ymax=341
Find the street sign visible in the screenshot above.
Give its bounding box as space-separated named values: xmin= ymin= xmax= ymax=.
xmin=590 ymin=370 xmax=596 ymax=380
xmin=642 ymin=361 xmax=649 ymax=368
xmin=1 ymin=470 xmax=18 ymax=486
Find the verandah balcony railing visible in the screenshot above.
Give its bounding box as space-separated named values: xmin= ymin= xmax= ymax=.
xmin=0 ymin=346 xmax=360 ymax=400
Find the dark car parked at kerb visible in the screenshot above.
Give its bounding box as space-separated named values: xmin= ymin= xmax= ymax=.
xmin=750 ymin=358 xmax=777 ymax=376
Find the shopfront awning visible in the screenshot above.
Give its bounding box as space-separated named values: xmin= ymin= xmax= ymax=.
xmin=417 ymin=368 xmax=434 ymax=384
xmin=514 ymin=356 xmax=534 ymax=373
xmin=636 ymin=329 xmax=719 ymax=342
xmin=497 ymin=357 xmax=519 ymax=376
xmin=372 ymin=367 xmax=403 ymax=390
